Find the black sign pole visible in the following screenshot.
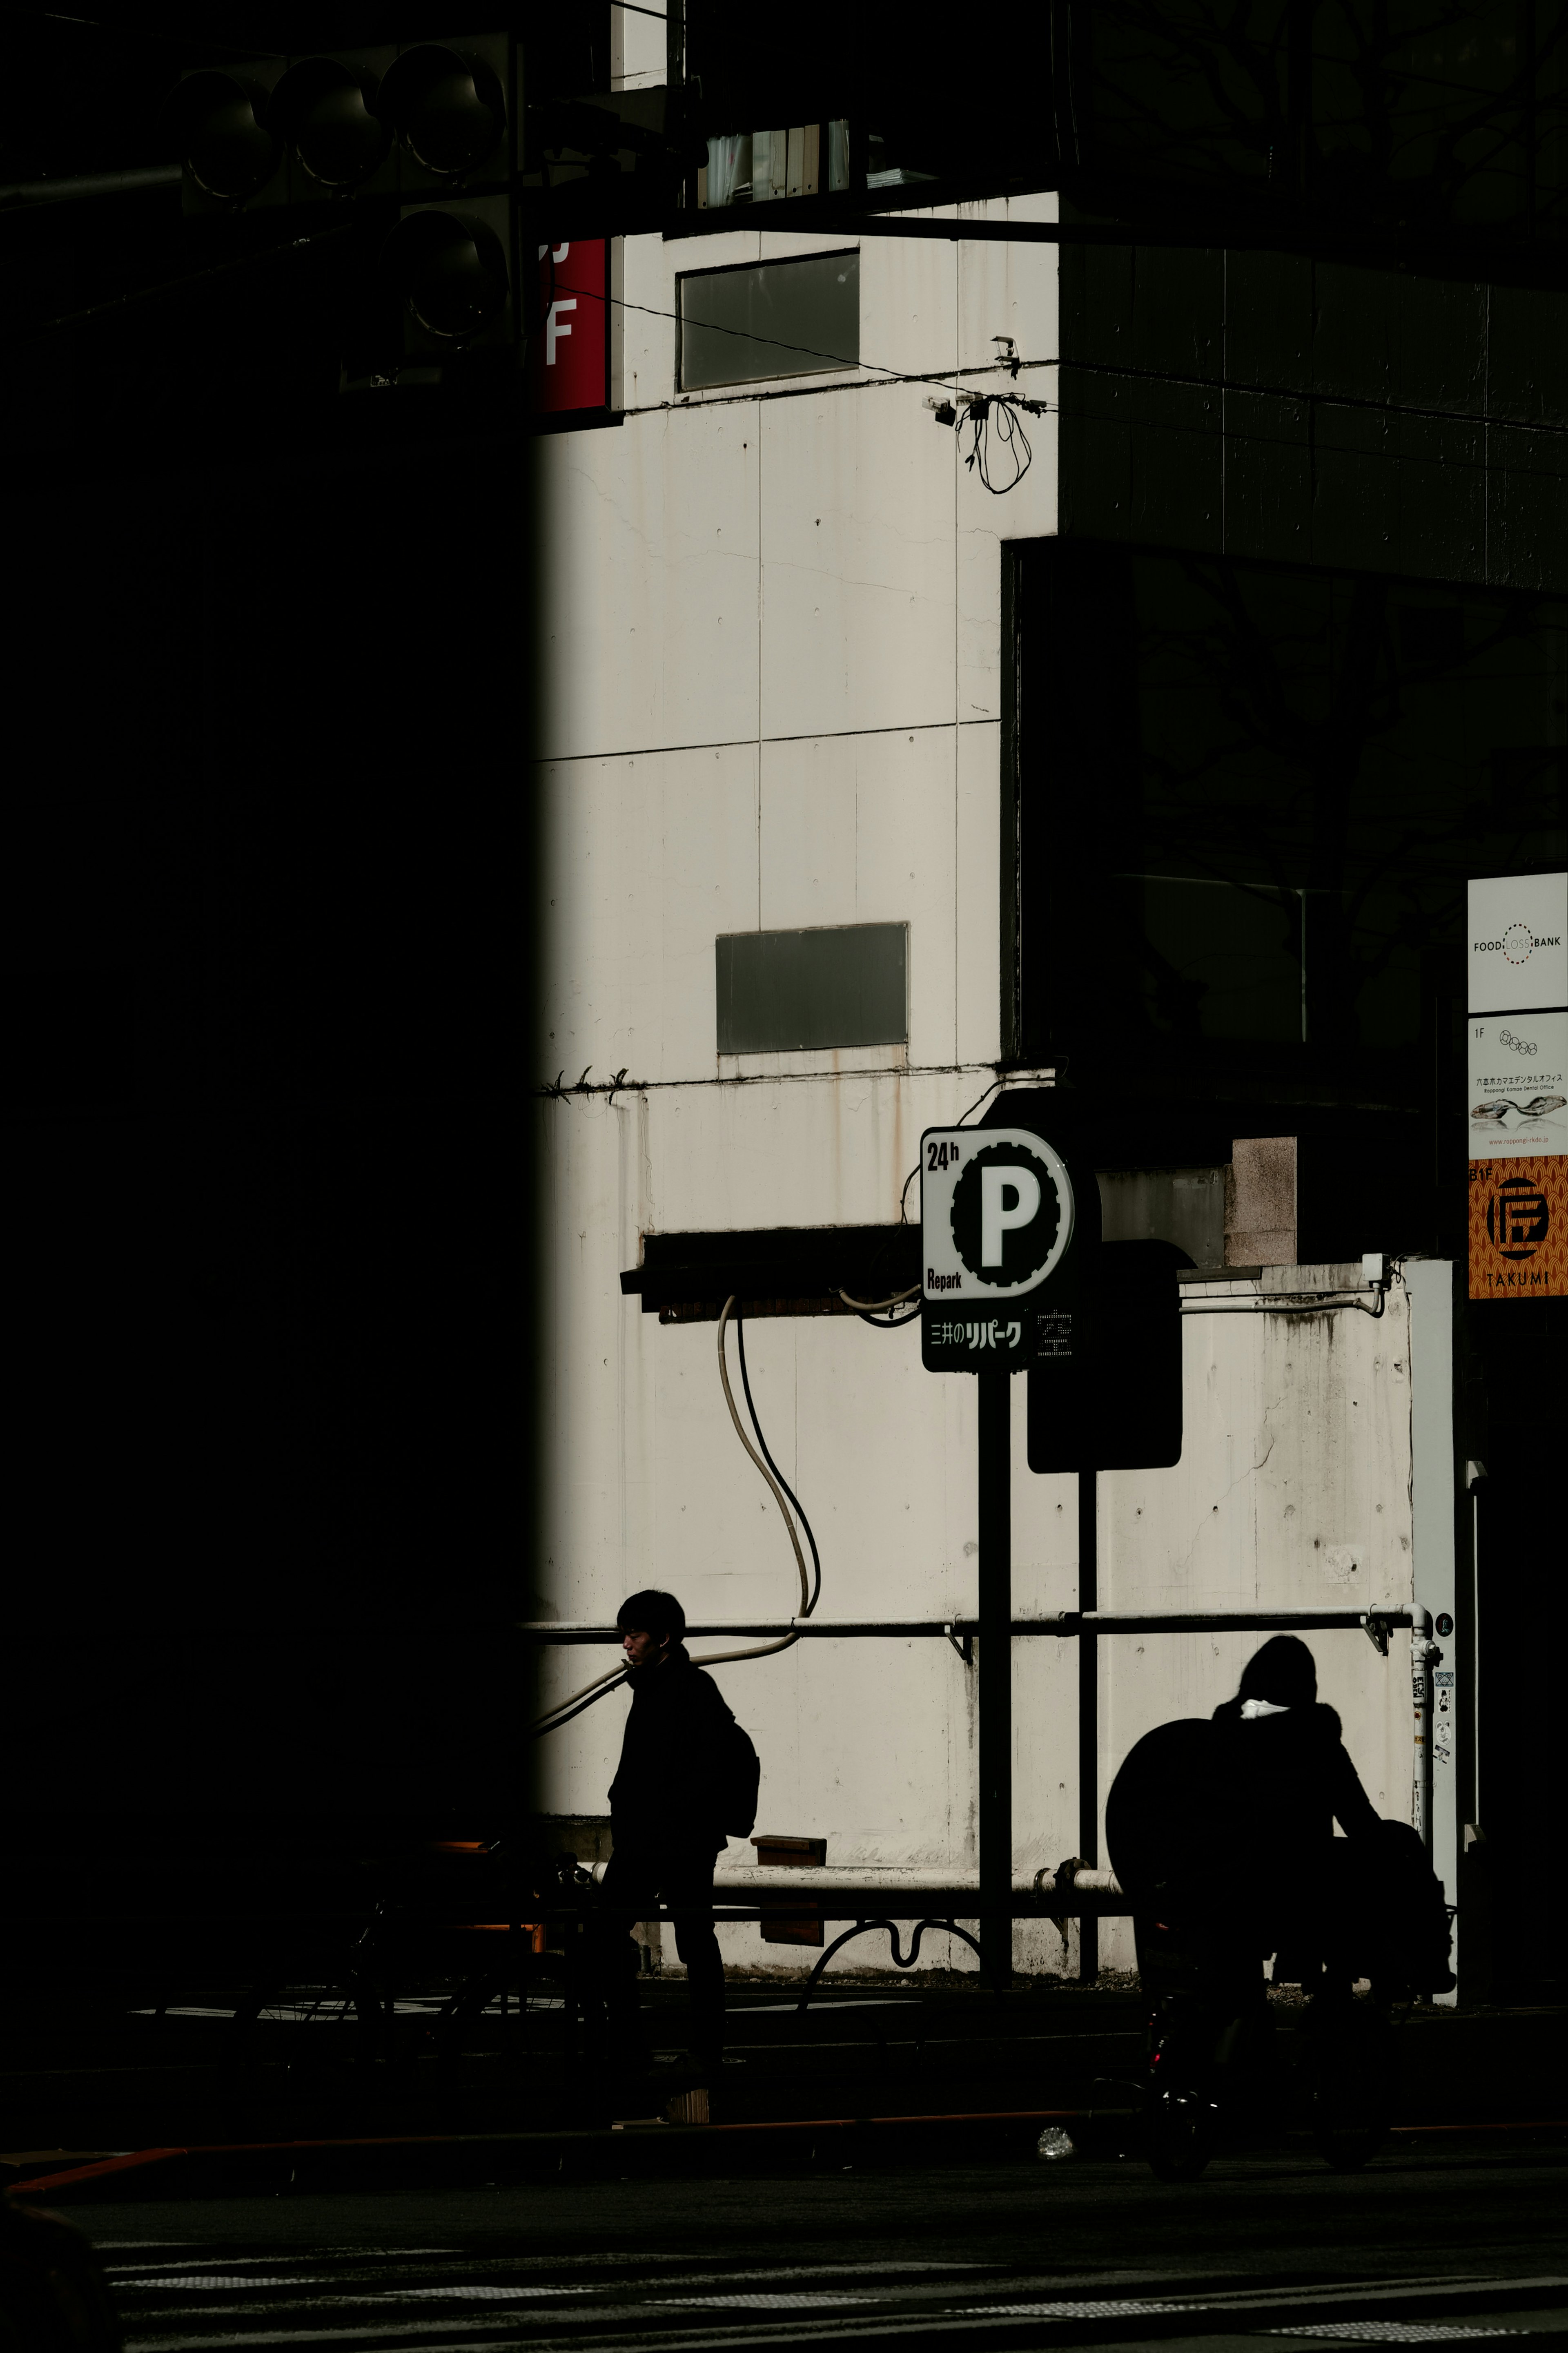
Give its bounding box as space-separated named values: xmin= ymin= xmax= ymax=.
xmin=977 ymin=1367 xmax=1013 ymax=1992
xmin=1077 ymin=1468 xmax=1098 ymax=1981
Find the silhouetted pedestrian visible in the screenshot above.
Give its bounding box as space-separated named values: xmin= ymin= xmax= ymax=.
xmin=586 ymin=1589 xmax=758 ymax=2080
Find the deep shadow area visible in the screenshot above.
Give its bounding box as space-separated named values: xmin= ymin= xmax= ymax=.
xmin=6 ymin=23 xmax=537 ymax=1893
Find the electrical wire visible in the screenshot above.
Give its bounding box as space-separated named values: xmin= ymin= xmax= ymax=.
xmin=866 ymin=1073 xmax=1023 ymax=1327
xmin=702 ymin=1296 xmax=809 ymax=1666
xmin=11 ymin=179 xmax=1045 ymax=432
xmin=530 ymin=1656 xmax=631 ymax=1736
xmin=15 ymin=221 xmax=358 ymax=346
xmin=532 ymin=1295 xmax=822 ymax=1733
xmin=561 ymin=279 xmax=994 ymax=406
xmin=895 ymin=1074 xmax=1005 ymax=1226
xmin=533 ymin=1290 xmax=818 ymax=1732
xmin=530 ymin=1668 xmax=630 ymax=1737
xmin=839 ymin=1282 xmax=918 ymax=1311
xmin=952 ymin=391 xmax=1047 ymax=493
xmin=735 ymin=1306 xmax=821 ymax=1617
xmin=534 ymin=1075 xmax=1029 ymax=1732
xmin=569 ymin=281 xmax=1059 ymax=473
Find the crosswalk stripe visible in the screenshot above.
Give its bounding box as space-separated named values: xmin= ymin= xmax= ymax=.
xmin=654 ymin=2296 xmax=888 ymax=2311
xmin=106 ymin=2236 xmax=1566 ymax=2353
xmin=126 ymin=2323 xmax=555 ymax=2353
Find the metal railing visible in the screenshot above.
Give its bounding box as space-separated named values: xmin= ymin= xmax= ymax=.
xmin=520 ymin=1609 xmax=1412 ymax=1642
xmin=524 ymin=1603 xmax=1436 ymax=1987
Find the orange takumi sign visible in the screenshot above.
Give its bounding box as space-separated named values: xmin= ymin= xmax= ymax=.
xmin=1468 ymin=1157 xmax=1568 ymax=1298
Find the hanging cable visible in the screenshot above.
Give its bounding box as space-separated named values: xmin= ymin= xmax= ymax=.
xmin=702 ymin=1296 xmax=808 ymax=1666
xmin=531 ymin=1654 xmax=631 ymax=1736
xmin=735 ymin=1307 xmax=821 ymax=1617
xmin=953 ymin=391 xmax=1046 ymax=494
xmin=894 ymin=1075 xmax=1009 ymax=1227
xmin=840 ymin=1282 xmax=919 ymax=1311
xmin=530 ymin=1666 xmax=630 ymax=1737
xmin=840 ymin=1281 xmax=921 ymax=1329
xmin=531 ymin=1294 xmax=814 ymax=1733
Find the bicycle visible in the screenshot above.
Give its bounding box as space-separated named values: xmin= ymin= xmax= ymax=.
xmin=225 ymin=1840 xmax=597 ymax=2080
xmin=1132 ymin=1909 xmax=1399 ymax=2181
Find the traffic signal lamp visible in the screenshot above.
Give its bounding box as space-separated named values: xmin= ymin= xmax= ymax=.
xmin=161 ymin=69 xmax=280 ymax=206
xmin=269 ymin=56 xmax=392 ymax=195
xmin=385 ymin=199 xmax=513 ymax=349
xmin=379 ymin=44 xmax=509 ymax=179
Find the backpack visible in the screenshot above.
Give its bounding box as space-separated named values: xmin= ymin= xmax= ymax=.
xmin=719 ymin=1714 xmax=761 ymax=1838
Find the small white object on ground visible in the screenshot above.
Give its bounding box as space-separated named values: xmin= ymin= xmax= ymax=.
xmin=1036 ymin=2126 xmax=1076 ymax=2161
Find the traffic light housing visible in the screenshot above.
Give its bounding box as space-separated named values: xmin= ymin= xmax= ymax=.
xmin=161 ymin=38 xmax=519 ymax=366
xmin=160 ymin=67 xmax=284 ymax=207
xmin=163 ymin=39 xmax=513 ymax=214
xmin=158 ymin=34 xmax=703 ymax=380
xmin=270 ymin=54 xmax=395 ymax=197
xmin=385 ymin=197 xmax=514 ymax=351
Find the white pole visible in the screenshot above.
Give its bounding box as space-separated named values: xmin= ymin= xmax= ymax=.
xmin=1411 ymin=1606 xmax=1436 ymax=1852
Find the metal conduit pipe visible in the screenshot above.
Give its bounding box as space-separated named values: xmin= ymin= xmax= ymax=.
xmin=519 ymin=1609 xmax=1413 ymax=1641
xmin=586 ymin=1859 xmax=1134 ymax=1922
xmin=592 ymin=1863 xmax=1123 ymax=1897
xmin=1179 ymin=1292 xmax=1386 ymax=1318
xmin=0 ymin=165 xmax=181 ymax=207
xmin=1411 ymin=1605 xmax=1438 ymax=1853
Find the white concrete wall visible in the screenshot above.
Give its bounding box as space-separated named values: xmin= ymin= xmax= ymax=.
xmin=532 ymin=197 xmax=1428 ymax=1976
xmin=531 ymin=1062 xmax=1425 ymax=1976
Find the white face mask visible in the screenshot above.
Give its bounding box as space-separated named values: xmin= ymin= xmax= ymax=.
xmin=1239 ymin=1696 xmax=1292 ymax=1719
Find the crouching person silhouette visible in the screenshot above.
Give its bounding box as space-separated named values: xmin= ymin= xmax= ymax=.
xmin=1210 ymin=1636 xmax=1453 ymax=2000
xmin=1107 ymin=1635 xmax=1452 ymax=2176
xmin=584 ymin=1590 xmax=760 ymax=2088
xmin=1109 ymin=1634 xmax=1455 ymax=2005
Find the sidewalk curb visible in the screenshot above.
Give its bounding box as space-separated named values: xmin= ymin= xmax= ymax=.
xmin=2 ymin=2110 xmax=1108 ymax=2201
xmin=5 ymin=2112 xmax=1564 ymax=2205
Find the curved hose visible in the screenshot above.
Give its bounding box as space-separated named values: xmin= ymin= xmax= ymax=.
xmin=531 ymin=1292 xmax=814 ymax=1731
xmin=530 ymin=1659 xmax=629 ymax=1737
xmin=696 ymin=1297 xmax=807 ymax=1666
xmin=839 ymin=1282 xmax=919 ymax=1311
xmin=736 ymin=1305 xmax=821 ymax=1617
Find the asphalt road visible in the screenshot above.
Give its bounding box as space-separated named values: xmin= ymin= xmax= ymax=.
xmin=80 ymin=2132 xmax=1568 ymax=2351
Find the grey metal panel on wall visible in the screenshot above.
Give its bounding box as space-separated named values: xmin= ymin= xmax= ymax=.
xmin=1057 ymin=241 xmax=1568 ymax=591
xmin=716 ymin=923 xmax=907 ymax=1054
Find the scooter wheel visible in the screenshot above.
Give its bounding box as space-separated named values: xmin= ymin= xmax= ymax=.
xmin=1147 ymin=2088 xmax=1216 ymax=2181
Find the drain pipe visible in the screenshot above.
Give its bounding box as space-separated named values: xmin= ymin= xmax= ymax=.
xmin=1411 ymin=1606 xmax=1441 ymax=1853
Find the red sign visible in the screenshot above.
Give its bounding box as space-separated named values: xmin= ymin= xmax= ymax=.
xmin=527 ymin=240 xmax=608 ymax=415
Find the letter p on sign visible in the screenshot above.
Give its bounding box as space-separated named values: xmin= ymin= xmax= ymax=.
xmin=981 ymin=1165 xmax=1041 ymax=1265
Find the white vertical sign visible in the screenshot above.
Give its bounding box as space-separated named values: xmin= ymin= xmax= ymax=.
xmin=1466 ymin=872 xmax=1568 ymax=1014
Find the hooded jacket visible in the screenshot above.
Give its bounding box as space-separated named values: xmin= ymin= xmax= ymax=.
xmin=608 ymin=1645 xmax=739 ymax=1853
xmin=1208 ymin=1696 xmax=1381 ymax=1858
xmin=1106 ymin=1700 xmax=1379 ymax=1899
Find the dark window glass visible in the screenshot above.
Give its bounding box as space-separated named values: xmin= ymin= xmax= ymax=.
xmin=1018 ymin=544 xmax=1568 ymax=1071
xmin=1077 ymin=0 xmax=1562 ymax=242
xmin=679 ymin=251 xmax=858 ymax=390
xmin=717 ymin=923 xmax=906 ymax=1053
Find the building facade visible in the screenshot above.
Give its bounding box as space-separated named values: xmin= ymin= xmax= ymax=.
xmin=529 ymin=0 xmax=1566 ymax=1996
